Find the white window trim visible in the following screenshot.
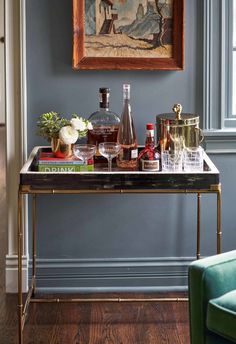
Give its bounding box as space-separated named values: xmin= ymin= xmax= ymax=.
xmin=203 ymin=0 xmax=236 ymax=153
xmin=223 ymin=0 xmax=233 ymax=123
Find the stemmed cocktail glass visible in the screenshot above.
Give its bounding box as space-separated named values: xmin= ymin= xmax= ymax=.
xmin=98 ymin=142 xmax=121 ymax=172
xmin=73 ymin=144 xmax=96 ymax=165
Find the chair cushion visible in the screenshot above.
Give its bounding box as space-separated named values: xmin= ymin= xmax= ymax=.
xmin=207 ymin=289 xmax=236 ymax=343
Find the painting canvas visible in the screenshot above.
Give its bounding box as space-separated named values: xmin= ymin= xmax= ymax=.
xmin=73 ymin=0 xmax=184 ymax=70
xmin=85 ymin=0 xmax=173 ymax=58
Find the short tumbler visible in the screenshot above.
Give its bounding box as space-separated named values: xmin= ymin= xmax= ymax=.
xmin=161 ymin=150 xmax=183 ymax=172
xmin=183 ymin=146 xmax=204 ymax=172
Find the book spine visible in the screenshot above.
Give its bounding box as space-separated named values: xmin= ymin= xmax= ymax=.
xmin=38 ymin=160 xmax=85 ymax=165
xmin=38 ymin=165 xmax=94 ymax=172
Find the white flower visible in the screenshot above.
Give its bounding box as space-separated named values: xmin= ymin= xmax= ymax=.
xmin=59 ymin=126 xmax=79 ymax=144
xmin=70 ymin=117 xmax=87 ymax=131
xmin=87 ymin=121 xmax=93 ymax=130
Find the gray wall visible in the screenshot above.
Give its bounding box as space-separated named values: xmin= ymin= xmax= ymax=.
xmin=26 ymin=0 xmax=236 ymax=291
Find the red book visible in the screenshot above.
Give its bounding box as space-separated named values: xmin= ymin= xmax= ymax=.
xmin=38 ymin=152 xmax=93 ymax=165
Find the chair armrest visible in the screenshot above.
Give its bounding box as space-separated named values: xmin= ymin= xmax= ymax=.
xmin=188 ymin=250 xmax=236 ymax=344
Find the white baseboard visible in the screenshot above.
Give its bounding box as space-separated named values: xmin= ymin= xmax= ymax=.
xmin=5 ymin=254 xmax=28 ymax=293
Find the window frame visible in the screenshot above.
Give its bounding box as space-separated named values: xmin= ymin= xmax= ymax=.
xmin=232 ymin=0 xmax=236 ymax=116
xmin=224 ymin=0 xmax=234 ymax=123
xmin=203 ymin=0 xmax=236 ymax=153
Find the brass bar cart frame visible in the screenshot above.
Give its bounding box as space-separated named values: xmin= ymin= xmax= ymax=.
xmin=17 ymin=147 xmax=221 ymax=344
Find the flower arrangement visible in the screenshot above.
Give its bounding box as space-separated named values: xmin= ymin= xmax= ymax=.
xmin=37 ymin=111 xmax=92 ymax=144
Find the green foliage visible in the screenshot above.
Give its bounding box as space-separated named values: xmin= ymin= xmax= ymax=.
xmin=37 ymin=112 xmax=70 ymax=142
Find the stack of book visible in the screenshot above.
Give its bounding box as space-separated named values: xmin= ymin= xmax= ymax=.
xmin=37 ymin=152 xmax=94 ymax=172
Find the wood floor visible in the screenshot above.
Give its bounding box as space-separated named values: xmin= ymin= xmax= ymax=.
xmin=0 ymin=292 xmax=190 ymax=344
xmin=0 ymin=127 xmax=190 ymax=344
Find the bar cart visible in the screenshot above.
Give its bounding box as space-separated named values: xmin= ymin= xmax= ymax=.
xmin=17 ymin=146 xmax=221 ymax=344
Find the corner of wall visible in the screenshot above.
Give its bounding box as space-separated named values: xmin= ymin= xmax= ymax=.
xmin=5 ymin=255 xmax=28 ymax=293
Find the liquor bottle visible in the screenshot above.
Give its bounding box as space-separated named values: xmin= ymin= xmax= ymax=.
xmin=117 ymin=84 xmax=138 ymax=170
xmin=138 ymin=123 xmax=161 ymax=171
xmin=87 ymin=88 xmax=120 ymax=155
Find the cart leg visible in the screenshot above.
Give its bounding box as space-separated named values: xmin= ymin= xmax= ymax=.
xmin=217 ymin=188 xmax=222 ymax=254
xmin=32 ymin=194 xmax=37 ymax=296
xmin=18 ymin=190 xmax=23 ymax=344
xmin=197 ymin=193 xmax=201 ymax=260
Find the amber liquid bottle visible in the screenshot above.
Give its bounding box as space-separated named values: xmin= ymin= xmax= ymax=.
xmin=117 ymin=84 xmax=138 ymax=170
xmin=138 ymin=123 xmax=161 ymax=171
xmin=87 ymin=88 xmax=120 ymax=156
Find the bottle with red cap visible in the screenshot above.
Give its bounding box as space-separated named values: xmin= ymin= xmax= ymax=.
xmin=138 ymin=123 xmax=161 ymax=171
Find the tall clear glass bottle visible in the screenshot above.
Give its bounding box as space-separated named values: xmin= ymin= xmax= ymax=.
xmin=87 ymin=88 xmax=120 ymax=156
xmin=117 ymin=84 xmax=138 ymax=170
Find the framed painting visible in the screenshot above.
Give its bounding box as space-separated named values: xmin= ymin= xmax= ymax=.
xmin=73 ymin=0 xmax=184 ymax=70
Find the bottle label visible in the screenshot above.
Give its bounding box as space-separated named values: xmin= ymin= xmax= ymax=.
xmin=141 ymin=159 xmax=160 ymax=171
xmin=119 ymin=148 xmax=138 ymax=160
xmin=146 ymin=129 xmax=154 ymax=137
xmin=92 ymin=126 xmax=117 ymax=135
xmin=131 ymin=149 xmax=138 ymax=159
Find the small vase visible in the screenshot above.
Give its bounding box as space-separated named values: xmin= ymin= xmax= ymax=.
xmin=51 ymin=138 xmax=73 ymax=158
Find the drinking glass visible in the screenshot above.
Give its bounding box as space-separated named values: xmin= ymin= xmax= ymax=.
xmin=73 ymin=144 xmax=96 ymax=165
xmin=183 ymin=146 xmax=204 ymax=172
xmin=161 ymin=150 xmax=183 ymax=172
xmin=98 ymin=142 xmax=121 ymax=172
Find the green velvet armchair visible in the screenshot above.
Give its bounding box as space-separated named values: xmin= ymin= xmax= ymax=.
xmin=188 ymin=250 xmax=236 ymax=344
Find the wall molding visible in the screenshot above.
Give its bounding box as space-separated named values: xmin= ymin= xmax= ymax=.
xmin=0 ymin=0 xmax=5 ymax=124
xmin=29 ymin=257 xmax=193 ymax=292
xmin=5 ymin=0 xmax=28 ymax=292
xmin=6 ymin=255 xmax=28 ymax=293
xmin=204 ymin=129 xmax=236 ymax=154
